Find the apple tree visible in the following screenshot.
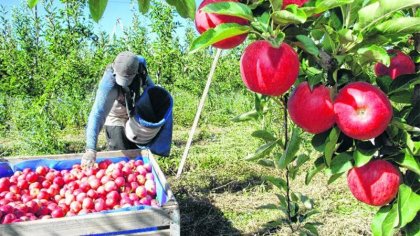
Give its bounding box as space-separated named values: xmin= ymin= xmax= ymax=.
xmin=189 ymin=0 xmax=419 ymax=235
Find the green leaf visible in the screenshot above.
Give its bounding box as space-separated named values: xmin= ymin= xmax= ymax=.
xmin=381 ymin=201 xmax=399 ymax=236
xmin=270 ymin=0 xmax=283 ymax=10
xmin=251 ymin=130 xmax=277 ymax=142
xmin=338 ymin=29 xmax=362 ymax=44
xmin=300 ymin=193 xmax=314 ymax=209
xmin=137 ymin=0 xmax=151 ymax=14
xmin=311 ymin=130 xmax=330 ymax=152
xmin=165 ymin=0 xmax=196 ymax=19
xmin=353 ymin=149 xmax=374 ymax=167
xmin=358 ymin=0 xmax=420 ymax=30
xmin=257 ymin=203 xmax=279 ymax=210
xmin=272 ymin=5 xmax=307 ymax=25
xmin=394 ymin=150 xmax=420 ymax=175
xmin=295 ymin=154 xmax=310 ymax=169
xmin=279 ymin=128 xmax=302 ymax=169
xmin=392 ymin=118 xmax=420 ymax=134
xmin=257 ymin=159 xmax=276 ymax=167
xmin=304 ymin=210 xmax=320 ymax=220
xmin=389 ymin=74 xmax=420 ymax=95
xmin=305 ymin=156 xmax=326 ymax=185
xmin=190 ymin=23 xmax=250 ymax=53
xmin=311 ymin=29 xmax=324 ymax=41
xmin=245 ymin=141 xmax=277 ymax=161
xmin=252 ymin=12 xmax=271 ymax=33
xmin=264 ymin=176 xmax=287 ymax=191
xmin=296 ymin=35 xmax=319 ymax=56
xmin=321 ymin=29 xmax=335 ymax=53
xmin=202 ymin=2 xmax=253 ymax=21
xmin=398 ymin=185 xmax=420 ymax=228
xmin=330 ymin=152 xmax=353 ymax=174
xmin=372 ymin=205 xmax=393 ymax=236
xmin=290 ymin=154 xmax=309 ymax=179
xmin=307 ymin=75 xmax=323 ymax=89
xmin=390 ymin=90 xmax=413 ymax=104
xmin=376 ymin=75 xmax=392 ymax=94
xmin=314 ymin=0 xmax=354 ymax=13
xmin=327 ymin=172 xmax=344 ymax=184
xmin=275 ymin=193 xmax=287 ymax=207
xmin=88 ymin=0 xmax=109 ymax=22
xmin=232 ymin=110 xmax=259 ymax=122
xmin=375 ymin=17 xmax=420 ymax=35
xmin=357 ymin=45 xmax=390 ymax=66
xmin=27 ymin=0 xmax=39 ymax=8
xmin=405 ymin=215 xmax=420 ymax=236
xmin=303 ymin=222 xmax=319 ymax=236
xmin=324 ymin=127 xmax=340 ymax=167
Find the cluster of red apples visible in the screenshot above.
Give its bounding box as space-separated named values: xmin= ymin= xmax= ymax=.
xmin=0 ymin=159 xmax=158 ymax=224
xmin=195 ymin=0 xmax=416 ymax=207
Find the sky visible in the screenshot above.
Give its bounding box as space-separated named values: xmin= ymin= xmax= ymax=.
xmin=0 ymin=0 xmax=201 ymax=40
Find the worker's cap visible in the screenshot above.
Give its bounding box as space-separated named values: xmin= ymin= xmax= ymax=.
xmin=113 ymin=51 xmax=139 ymax=87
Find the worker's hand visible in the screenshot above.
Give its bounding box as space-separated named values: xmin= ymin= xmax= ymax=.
xmin=81 ymin=149 xmax=96 ymax=169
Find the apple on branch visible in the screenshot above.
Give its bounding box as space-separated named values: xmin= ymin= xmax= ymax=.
xmin=195 ymin=0 xmax=249 ymax=49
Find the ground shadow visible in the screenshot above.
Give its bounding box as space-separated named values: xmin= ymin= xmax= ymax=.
xmin=175 ymin=189 xmax=242 ymax=236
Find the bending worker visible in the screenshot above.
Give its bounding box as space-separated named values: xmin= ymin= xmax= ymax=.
xmin=81 ymin=51 xmax=173 ymax=168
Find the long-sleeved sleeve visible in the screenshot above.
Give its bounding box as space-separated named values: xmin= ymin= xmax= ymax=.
xmin=85 ymin=69 xmax=119 ymax=151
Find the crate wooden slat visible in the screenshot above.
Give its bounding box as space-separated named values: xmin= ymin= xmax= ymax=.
xmin=0 ymin=149 xmax=180 ymax=236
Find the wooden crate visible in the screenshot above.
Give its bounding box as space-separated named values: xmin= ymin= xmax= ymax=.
xmin=0 ymin=149 xmax=180 ymax=236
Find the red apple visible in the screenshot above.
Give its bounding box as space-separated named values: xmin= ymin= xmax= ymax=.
xmin=145 ymin=172 xmax=154 ymax=181
xmin=374 ymin=50 xmax=415 ymax=80
xmin=195 ymin=0 xmax=249 ymax=49
xmin=70 ymin=201 xmax=82 ymax=213
xmin=240 ymin=40 xmax=299 ymax=96
xmin=17 ymin=179 xmax=29 ymax=190
xmin=53 ymin=176 xmax=65 ymax=187
xmin=282 ymin=0 xmax=308 ymax=9
xmin=136 ymin=174 xmax=146 ymax=185
xmin=51 ymin=208 xmax=65 ymax=218
xmin=87 ymin=189 xmax=98 ymax=199
xmin=25 ymin=172 xmax=38 ymax=183
xmin=145 ymin=180 xmax=156 ymax=196
xmin=76 ymin=192 xmax=87 ymax=203
xmin=45 ymin=172 xmax=55 ymax=182
xmin=35 ymin=166 xmax=49 ymax=176
xmin=0 ymin=178 xmax=11 ymax=192
xmin=136 ymin=165 xmax=147 ymax=176
xmin=106 ymin=191 xmax=121 ymax=202
xmin=127 ymin=173 xmax=137 ymax=183
xmin=94 ymin=198 xmax=106 ymax=212
xmin=88 ymin=177 xmax=101 ymax=190
xmin=288 ymin=82 xmax=335 ymax=134
xmin=104 ymin=181 xmax=117 ymax=192
xmin=135 ymin=186 xmax=147 ymax=198
xmin=2 ymin=213 xmax=16 ymax=224
xmin=134 ymin=160 xmax=144 ymax=167
xmin=347 ymin=159 xmax=401 ymax=206
xmin=333 ymin=82 xmax=393 ymax=140
xmin=98 ymin=160 xmax=112 ymax=170
xmin=82 ymin=197 xmax=94 ymax=210
xmin=114 ymin=177 xmax=125 ymax=188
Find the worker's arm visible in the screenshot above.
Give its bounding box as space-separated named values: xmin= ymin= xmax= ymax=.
xmin=82 ymin=68 xmax=118 ymax=167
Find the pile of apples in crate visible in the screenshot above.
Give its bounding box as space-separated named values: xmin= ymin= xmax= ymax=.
xmin=0 ymin=159 xmax=158 ymax=224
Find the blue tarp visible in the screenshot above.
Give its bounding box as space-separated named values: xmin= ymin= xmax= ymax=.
xmin=0 ymin=155 xmax=168 ymax=211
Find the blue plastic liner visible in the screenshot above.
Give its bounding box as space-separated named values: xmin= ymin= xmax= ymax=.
xmin=0 ymin=155 xmax=168 ymax=210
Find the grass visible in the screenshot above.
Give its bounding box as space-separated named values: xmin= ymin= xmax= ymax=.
xmin=0 ymin=91 xmax=376 ymax=235
xmin=160 ymin=121 xmax=375 ymax=235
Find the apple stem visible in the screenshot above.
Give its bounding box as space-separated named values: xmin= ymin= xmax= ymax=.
xmin=282 ymin=96 xmax=294 ymax=232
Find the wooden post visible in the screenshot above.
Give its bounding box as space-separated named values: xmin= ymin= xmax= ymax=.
xmin=176 ymin=48 xmax=222 ymax=178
